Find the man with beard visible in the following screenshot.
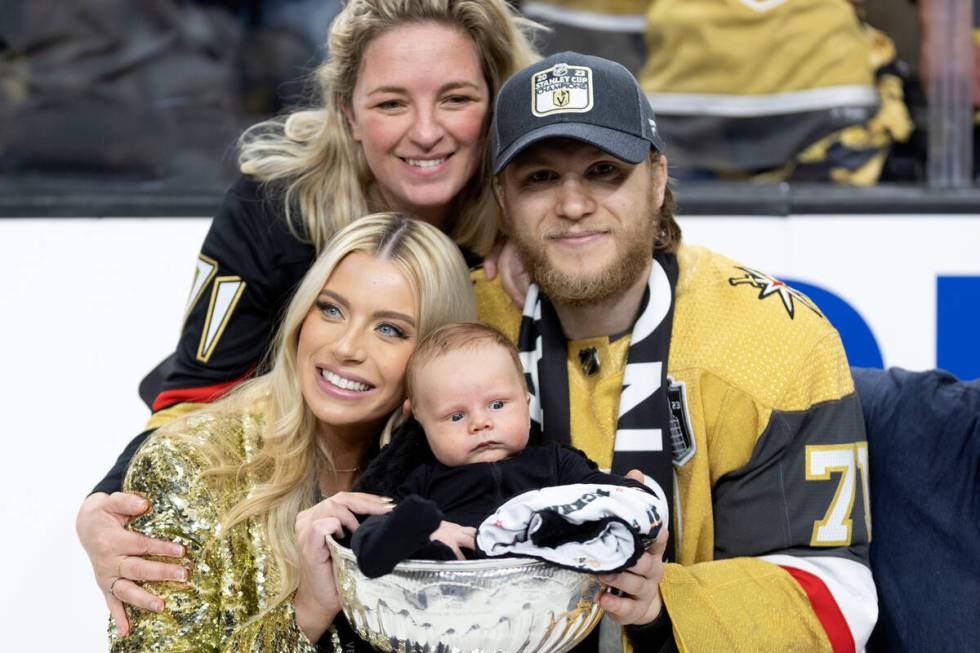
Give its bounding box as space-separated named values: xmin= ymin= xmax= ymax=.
xmin=473 ymin=52 xmax=877 ymax=652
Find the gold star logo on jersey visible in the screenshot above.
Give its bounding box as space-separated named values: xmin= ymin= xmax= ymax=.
xmin=728 ymin=266 xmax=822 ymax=319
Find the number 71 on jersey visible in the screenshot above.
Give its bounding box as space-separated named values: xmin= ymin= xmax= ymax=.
xmin=806 ymin=442 xmax=871 ymax=547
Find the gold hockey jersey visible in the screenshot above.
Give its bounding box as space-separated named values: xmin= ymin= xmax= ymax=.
xmin=641 ymin=0 xmax=873 ymax=106
xmin=637 ymin=0 xmax=911 ymax=181
xmin=475 ymin=243 xmax=876 ymax=652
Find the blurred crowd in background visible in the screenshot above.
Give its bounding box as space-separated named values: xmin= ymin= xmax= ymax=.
xmin=0 ymin=0 xmax=977 ymax=189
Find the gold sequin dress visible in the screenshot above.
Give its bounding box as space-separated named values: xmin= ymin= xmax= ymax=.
xmin=108 ymin=407 xmax=318 ymax=653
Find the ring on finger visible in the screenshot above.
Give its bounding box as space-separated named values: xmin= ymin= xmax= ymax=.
xmin=108 ymin=577 xmax=123 ymax=599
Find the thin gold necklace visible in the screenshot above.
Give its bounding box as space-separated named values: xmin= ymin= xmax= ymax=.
xmin=327 ymin=464 xmax=360 ymax=474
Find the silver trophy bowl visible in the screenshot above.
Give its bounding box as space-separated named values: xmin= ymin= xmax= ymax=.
xmin=326 ymin=537 xmax=605 ymax=653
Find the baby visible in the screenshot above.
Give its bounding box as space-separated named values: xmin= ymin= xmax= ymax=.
xmin=352 ymin=322 xmax=666 ymax=578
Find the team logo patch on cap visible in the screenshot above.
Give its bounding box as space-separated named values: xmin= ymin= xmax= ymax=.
xmin=531 ymin=63 xmax=593 ymax=117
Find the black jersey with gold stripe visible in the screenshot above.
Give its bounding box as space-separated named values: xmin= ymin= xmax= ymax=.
xmin=93 ymin=177 xmax=315 ymax=494
xmin=149 ymin=176 xmax=316 ymax=424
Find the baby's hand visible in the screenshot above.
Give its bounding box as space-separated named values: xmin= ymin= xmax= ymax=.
xmin=430 ymin=521 xmax=476 ymax=560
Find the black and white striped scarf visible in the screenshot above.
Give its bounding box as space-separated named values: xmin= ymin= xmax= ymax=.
xmin=517 ymin=250 xmax=678 ymax=559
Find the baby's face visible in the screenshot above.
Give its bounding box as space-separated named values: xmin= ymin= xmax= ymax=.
xmin=412 ymin=344 xmax=530 ymax=466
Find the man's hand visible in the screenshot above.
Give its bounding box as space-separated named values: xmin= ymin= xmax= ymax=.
xmin=76 ymin=492 xmax=187 ymax=636
xmin=597 ymin=528 xmax=669 ymax=625
xmin=429 ymin=520 xmax=476 ymax=560
xmin=482 ymin=238 xmax=530 ymax=308
xmin=598 ymin=467 xmax=669 ymax=625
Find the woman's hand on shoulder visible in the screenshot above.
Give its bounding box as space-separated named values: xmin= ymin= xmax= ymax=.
xmin=292 ymin=492 xmax=393 ymax=643
xmin=482 ymin=238 xmax=530 ymax=308
xmin=76 ymin=492 xmax=187 ymax=636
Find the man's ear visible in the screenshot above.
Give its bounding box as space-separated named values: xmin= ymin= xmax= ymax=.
xmin=492 ymin=177 xmax=512 ymax=235
xmin=402 ymin=399 xmax=413 ymax=417
xmin=342 ymin=104 xmax=362 ymax=142
xmin=651 ymin=153 xmax=668 ymax=210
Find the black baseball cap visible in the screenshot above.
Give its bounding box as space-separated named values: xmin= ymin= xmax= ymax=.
xmin=491 ymin=51 xmax=665 ymax=174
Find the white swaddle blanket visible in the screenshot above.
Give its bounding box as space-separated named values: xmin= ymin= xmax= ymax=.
xmin=475 ymin=483 xmax=667 ymax=573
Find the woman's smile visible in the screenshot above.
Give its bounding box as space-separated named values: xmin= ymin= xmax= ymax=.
xmin=345 ymin=22 xmax=489 ymax=226
xmin=297 ymin=252 xmax=418 ymax=431
xmin=402 ymin=155 xmax=451 ymax=171
xmin=317 ymin=366 xmax=374 ymax=395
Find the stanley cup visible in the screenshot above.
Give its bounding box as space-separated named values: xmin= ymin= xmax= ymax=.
xmin=327 ymin=537 xmax=605 ymax=653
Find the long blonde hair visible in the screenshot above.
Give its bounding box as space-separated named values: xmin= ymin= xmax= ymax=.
xmin=238 ymin=0 xmax=540 ymax=256
xmin=162 ymin=214 xmax=476 ymax=606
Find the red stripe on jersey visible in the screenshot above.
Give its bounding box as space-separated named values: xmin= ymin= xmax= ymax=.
xmin=780 ymin=564 xmax=855 ymax=653
xmin=152 ymin=377 xmax=246 ymax=412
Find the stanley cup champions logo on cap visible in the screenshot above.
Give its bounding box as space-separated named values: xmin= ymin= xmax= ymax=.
xmin=531 ymin=62 xmax=593 ymax=116
xmin=491 ymin=52 xmax=666 ymax=174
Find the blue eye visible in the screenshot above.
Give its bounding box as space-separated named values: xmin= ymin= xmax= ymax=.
xmin=316 ymin=300 xmax=342 ymax=318
xmin=377 ymin=323 xmax=406 ymax=339
xmin=449 ymin=412 xmax=465 ymax=422
xmin=489 ymin=400 xmax=505 ymax=410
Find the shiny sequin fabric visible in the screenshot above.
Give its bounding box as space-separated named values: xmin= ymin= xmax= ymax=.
xmin=109 ymin=408 xmax=323 ymax=652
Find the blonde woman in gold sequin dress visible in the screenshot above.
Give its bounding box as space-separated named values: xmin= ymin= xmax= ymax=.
xmin=110 ymin=214 xmax=476 ymax=652
xmin=77 ymin=0 xmax=540 ymax=638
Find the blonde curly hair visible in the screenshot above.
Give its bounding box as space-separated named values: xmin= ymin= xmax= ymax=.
xmin=238 ymin=0 xmax=541 ymax=256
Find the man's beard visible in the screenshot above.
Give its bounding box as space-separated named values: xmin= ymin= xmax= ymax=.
xmin=511 ymin=201 xmax=659 ymax=308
